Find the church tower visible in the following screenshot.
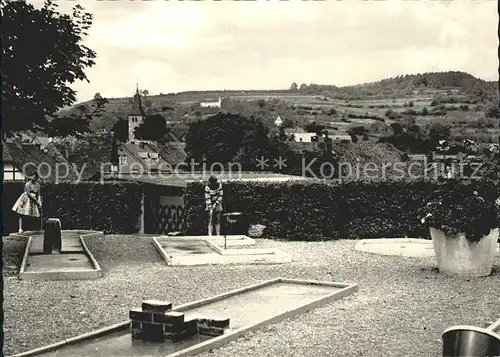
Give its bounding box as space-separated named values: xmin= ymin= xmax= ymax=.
xmin=128 ymin=84 xmax=146 ymax=142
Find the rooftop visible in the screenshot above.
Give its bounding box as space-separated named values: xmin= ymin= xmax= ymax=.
xmin=3 ymin=140 xmax=78 ymax=182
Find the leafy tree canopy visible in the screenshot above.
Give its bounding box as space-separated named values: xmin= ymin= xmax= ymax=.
xmin=111 ymin=119 xmax=129 ymax=142
xmin=3 ymin=0 xmax=101 ymax=136
xmin=134 ymin=114 xmax=170 ymax=143
xmin=185 ymin=113 xmax=283 ymax=170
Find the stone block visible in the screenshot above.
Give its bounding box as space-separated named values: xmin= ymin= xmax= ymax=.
xmin=43 ymin=218 xmax=61 ymax=254
xmin=142 ymin=300 xmax=172 ymax=313
xmin=198 ymin=326 xmax=226 ymax=337
xmin=153 ymin=311 xmax=184 ymax=325
xmin=165 ymin=319 xmax=198 ymax=342
xmin=141 ymin=322 xmax=165 ymax=342
xmin=196 ymin=316 xmax=230 ymax=329
xmin=129 ymin=309 xmax=153 ymax=322
xmin=131 ymin=321 xmax=142 ymax=339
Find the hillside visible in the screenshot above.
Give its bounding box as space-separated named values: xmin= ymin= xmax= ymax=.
xmin=56 ymin=71 xmax=498 ymax=145
xmin=65 ymin=71 xmax=497 ymax=111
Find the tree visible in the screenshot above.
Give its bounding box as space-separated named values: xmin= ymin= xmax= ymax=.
xmin=304 ymin=121 xmax=325 ymax=135
xmin=282 ymin=118 xmax=295 ymax=128
xmin=110 ymin=135 xmax=119 ymax=167
xmin=50 ymin=93 xmax=108 ymax=138
xmin=429 ymin=123 xmax=451 ymax=145
xmin=390 ymin=123 xmax=404 ymax=136
xmin=141 ymin=89 xmax=149 ymax=97
xmin=3 ymin=0 xmax=99 ymax=136
xmin=485 ymin=102 xmax=500 ymax=118
xmin=111 ymin=119 xmax=129 ymax=142
xmin=134 ymin=114 xmax=170 ymax=142
xmin=350 ymin=126 xmax=369 ymax=136
xmin=185 ymin=113 xmax=280 ymax=170
xmin=347 ymin=130 xmax=358 ymax=143
xmin=289 ymin=82 xmax=298 ymax=91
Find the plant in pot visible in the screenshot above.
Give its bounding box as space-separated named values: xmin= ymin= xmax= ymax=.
xmin=419 ymin=145 xmax=499 ymax=276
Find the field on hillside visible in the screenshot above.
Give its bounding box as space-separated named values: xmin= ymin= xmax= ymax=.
xmin=68 ymin=89 xmax=497 ymax=145
xmin=63 ymin=71 xmax=498 ymax=144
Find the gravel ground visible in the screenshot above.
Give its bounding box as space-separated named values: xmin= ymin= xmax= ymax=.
xmin=3 ymin=234 xmax=500 ymax=357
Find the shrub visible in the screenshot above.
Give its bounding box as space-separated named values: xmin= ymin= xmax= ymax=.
xmin=3 ymin=181 xmax=143 ymax=234
xmin=184 ymin=181 xmax=343 ymax=240
xmin=388 ymin=111 xmax=403 ymax=119
xmin=402 ymin=109 xmax=418 ymax=116
xmin=420 ymin=179 xmax=499 ymax=242
xmin=183 ymin=179 xmax=440 ymax=240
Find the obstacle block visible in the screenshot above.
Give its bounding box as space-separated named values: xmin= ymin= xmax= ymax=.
xmin=196 ymin=316 xmax=230 ymax=337
xmin=43 ymin=218 xmax=62 ymax=254
xmin=129 ymin=300 xmax=230 ymax=343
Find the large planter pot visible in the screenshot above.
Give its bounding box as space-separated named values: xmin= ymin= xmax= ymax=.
xmin=430 ymin=227 xmax=499 ymax=277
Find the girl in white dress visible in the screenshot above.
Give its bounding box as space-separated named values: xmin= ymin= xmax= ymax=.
xmin=12 ymin=173 xmax=42 ymax=233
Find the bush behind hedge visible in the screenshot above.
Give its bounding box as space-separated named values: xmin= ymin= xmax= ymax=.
xmin=2 ymin=181 xmax=142 ymax=235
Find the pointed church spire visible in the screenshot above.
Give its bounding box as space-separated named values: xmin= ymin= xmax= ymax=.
xmin=131 ymin=82 xmax=145 ymax=116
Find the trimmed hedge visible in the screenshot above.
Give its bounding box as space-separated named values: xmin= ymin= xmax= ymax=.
xmin=2 ymin=181 xmax=143 ymax=235
xmin=184 ymin=180 xmax=438 ymax=240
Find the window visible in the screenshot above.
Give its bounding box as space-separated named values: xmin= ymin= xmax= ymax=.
xmin=119 ymin=155 xmax=128 ymax=165
xmin=3 ymin=164 xmax=25 ymax=181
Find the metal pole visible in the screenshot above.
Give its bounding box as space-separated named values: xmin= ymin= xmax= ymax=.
xmin=223 ymin=199 xmax=227 ymax=249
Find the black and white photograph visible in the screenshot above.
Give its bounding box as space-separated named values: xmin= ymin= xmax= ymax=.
xmin=2 ymin=0 xmax=499 ymax=356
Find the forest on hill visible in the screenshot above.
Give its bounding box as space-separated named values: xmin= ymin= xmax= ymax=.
xmin=295 ymin=71 xmax=497 ymax=100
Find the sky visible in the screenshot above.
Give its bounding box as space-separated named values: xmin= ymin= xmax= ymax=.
xmin=42 ymin=0 xmax=498 ymax=102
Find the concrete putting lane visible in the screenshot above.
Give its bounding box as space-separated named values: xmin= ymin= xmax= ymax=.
xmin=31 ymin=281 xmax=353 ymax=357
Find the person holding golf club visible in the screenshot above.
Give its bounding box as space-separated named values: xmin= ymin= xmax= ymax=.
xmin=205 ymin=175 xmax=223 ymax=236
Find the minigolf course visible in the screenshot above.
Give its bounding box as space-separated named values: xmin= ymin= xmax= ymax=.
xmin=153 ymin=235 xmax=291 ymax=265
xmin=10 ymin=218 xmax=103 ymax=280
xmin=9 ymin=278 xmax=358 ymax=357
xmin=355 ymin=238 xmax=500 ymax=258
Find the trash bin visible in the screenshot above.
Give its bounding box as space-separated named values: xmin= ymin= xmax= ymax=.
xmin=442 ymin=325 xmax=500 ymax=357
xmin=223 ymin=212 xmax=248 ymax=235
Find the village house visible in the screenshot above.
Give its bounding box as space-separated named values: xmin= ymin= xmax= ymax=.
xmin=2 ymin=138 xmax=78 ymax=182
xmin=292 ymin=132 xmax=318 ymax=143
xmin=284 ymin=128 xmax=352 ymax=143
xmin=200 ymin=97 xmax=222 ymax=108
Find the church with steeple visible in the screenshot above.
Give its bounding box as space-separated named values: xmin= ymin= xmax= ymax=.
xmin=128 ymin=85 xmax=146 ymax=142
